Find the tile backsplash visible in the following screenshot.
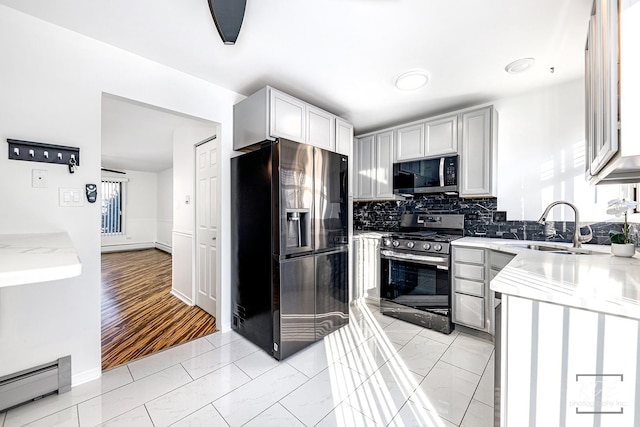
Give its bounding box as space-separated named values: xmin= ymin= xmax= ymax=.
xmin=353 ymin=194 xmax=637 ymax=246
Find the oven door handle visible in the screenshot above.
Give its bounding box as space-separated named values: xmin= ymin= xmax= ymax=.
xmin=381 ymin=250 xmax=449 ymax=269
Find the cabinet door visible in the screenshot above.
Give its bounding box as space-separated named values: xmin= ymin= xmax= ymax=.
xmin=335 ymin=118 xmax=353 ymax=156
xmin=425 ymin=115 xmax=458 ymax=156
xmin=355 ymin=136 xmax=375 ymax=199
xmin=460 ymin=107 xmax=493 ymax=196
xmin=270 ymin=89 xmax=306 ymax=143
xmin=375 ymin=131 xmax=394 ymax=198
xmin=306 ymin=105 xmax=335 ymax=151
xmin=587 ymin=0 xmax=619 ymax=176
xmin=395 ymin=123 xmax=425 ymax=161
xmin=453 ymin=293 xmax=485 ymax=329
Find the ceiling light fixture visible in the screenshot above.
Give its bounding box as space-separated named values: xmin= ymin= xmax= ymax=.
xmin=395 ymin=70 xmax=430 ymax=91
xmin=505 ymin=58 xmax=535 ymax=74
xmin=207 ymin=0 xmax=247 ymax=45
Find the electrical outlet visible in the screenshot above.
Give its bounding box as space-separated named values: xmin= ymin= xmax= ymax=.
xmin=32 ymin=169 xmax=48 ymax=188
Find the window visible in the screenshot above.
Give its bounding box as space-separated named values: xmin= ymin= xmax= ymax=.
xmin=101 ymin=179 xmax=125 ymax=235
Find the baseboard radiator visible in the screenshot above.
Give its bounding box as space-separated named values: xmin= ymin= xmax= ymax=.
xmin=0 ymin=356 xmax=71 ymax=413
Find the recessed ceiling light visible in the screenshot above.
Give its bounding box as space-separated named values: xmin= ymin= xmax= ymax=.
xmin=505 ymin=58 xmax=535 ymax=74
xmin=395 ymin=70 xmax=429 ymax=91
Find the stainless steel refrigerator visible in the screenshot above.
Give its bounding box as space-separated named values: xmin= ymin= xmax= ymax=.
xmin=231 ymin=138 xmax=349 ymax=360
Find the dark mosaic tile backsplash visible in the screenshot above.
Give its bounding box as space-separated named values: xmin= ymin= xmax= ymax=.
xmin=353 ymin=194 xmax=639 ymax=246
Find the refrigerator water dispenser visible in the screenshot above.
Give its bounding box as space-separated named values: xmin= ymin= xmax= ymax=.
xmin=286 ymin=209 xmax=310 ymax=249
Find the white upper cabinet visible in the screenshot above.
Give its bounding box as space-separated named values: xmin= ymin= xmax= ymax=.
xmin=354 ymin=132 xmax=395 ymax=200
xmin=234 ymin=86 xmax=349 ymax=154
xmin=356 ymin=136 xmax=375 ymax=199
xmin=395 ymin=123 xmax=425 ymax=161
xmin=425 ymin=115 xmax=458 ymax=156
xmin=395 ymin=115 xmax=458 ymax=162
xmin=460 ymin=107 xmax=495 ymax=197
xmin=306 ymin=105 xmax=335 ymax=151
xmin=375 ymin=131 xmax=394 ymax=199
xmin=335 ymin=118 xmax=353 ymax=156
xmin=270 ymin=90 xmax=306 ymax=143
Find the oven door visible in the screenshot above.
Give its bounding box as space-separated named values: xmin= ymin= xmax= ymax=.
xmin=380 ymin=250 xmax=451 ymax=315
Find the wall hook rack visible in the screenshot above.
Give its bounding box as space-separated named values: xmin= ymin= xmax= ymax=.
xmin=7 ymin=139 xmax=80 ymax=168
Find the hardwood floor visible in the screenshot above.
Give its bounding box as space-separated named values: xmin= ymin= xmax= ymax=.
xmin=101 ymin=249 xmax=216 ymax=371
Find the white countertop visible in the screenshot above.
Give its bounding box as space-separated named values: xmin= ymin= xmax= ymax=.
xmin=453 ymin=237 xmax=640 ymax=320
xmin=0 ymin=232 xmax=82 ymax=288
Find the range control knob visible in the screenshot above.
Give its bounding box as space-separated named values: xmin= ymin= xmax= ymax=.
xmin=383 ymin=238 xmax=392 ymax=247
xmin=406 ymin=241 xmax=415 ymax=249
xmin=422 ymin=243 xmax=431 ymax=250
xmin=392 ymin=240 xmax=400 ymax=247
xmin=434 ymin=244 xmax=443 ymax=252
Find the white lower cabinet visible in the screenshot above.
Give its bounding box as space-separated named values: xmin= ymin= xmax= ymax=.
xmin=452 ymin=246 xmax=514 ymax=334
xmin=454 ymin=293 xmax=485 ymax=329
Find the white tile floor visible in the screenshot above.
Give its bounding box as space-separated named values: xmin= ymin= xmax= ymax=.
xmin=2 ymin=302 xmax=495 ymax=427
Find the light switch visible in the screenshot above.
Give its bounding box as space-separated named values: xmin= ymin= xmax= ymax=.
xmin=32 ymin=169 xmax=48 ymax=188
xmin=59 ymin=188 xmax=84 ymax=207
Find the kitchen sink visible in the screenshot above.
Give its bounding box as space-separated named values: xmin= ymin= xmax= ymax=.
xmin=506 ymin=243 xmax=606 ymax=255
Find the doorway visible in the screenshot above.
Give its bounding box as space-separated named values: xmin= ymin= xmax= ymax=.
xmin=100 ymin=93 xmax=219 ymax=369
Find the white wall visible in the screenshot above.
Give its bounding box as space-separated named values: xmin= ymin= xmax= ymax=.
xmin=101 ymin=169 xmax=158 ymax=251
xmin=493 ymin=79 xmax=627 ymax=223
xmin=156 ymin=167 xmax=173 ymax=252
xmin=0 ymin=5 xmax=242 ymax=384
xmin=171 ymin=128 xmax=218 ymax=307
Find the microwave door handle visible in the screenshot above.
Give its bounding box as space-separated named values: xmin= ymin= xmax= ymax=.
xmin=439 ymin=157 xmax=445 ymax=187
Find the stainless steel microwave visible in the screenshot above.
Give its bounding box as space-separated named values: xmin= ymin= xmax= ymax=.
xmin=393 ymin=155 xmax=458 ymax=195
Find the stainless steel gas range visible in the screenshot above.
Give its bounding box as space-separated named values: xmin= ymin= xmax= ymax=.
xmin=379 ymin=213 xmax=464 ymax=334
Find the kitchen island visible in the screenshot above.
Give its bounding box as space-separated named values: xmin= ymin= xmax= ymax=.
xmin=453 ymin=237 xmax=640 ymax=427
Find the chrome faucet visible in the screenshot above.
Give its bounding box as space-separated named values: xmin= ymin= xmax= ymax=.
xmin=537 ymin=201 xmax=593 ymax=248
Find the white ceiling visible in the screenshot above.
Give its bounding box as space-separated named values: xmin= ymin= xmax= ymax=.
xmin=0 ymin=0 xmax=593 ymax=171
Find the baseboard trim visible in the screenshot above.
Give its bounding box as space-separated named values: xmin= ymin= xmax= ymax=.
xmin=101 ymin=243 xmax=155 ymax=253
xmin=72 ymin=367 xmax=101 ymax=387
xmin=155 ymin=242 xmax=172 ymax=254
xmin=171 ymin=289 xmax=193 ymax=306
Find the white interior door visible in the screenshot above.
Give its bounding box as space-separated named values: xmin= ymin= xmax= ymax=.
xmin=195 ymin=139 xmax=217 ymax=317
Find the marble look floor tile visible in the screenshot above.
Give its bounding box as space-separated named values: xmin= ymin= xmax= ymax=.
xmin=388 ymin=400 xmax=457 ymax=427
xmin=280 ymin=363 xmax=367 ymax=426
xmin=394 ymin=334 xmax=449 ymax=377
xmin=234 ymin=348 xmax=280 ymax=379
xmin=205 ymin=330 xmax=243 ymax=348
xmin=4 ymin=366 xmax=133 ymax=427
xmin=170 ymin=404 xmax=225 ymax=426
xmin=345 ymin=360 xmax=423 ymax=426
xmin=411 ymin=361 xmax=480 ymax=425
xmin=418 ymin=327 xmax=460 ymax=346
xmin=382 ymin=320 xmax=424 ymax=347
xmin=0 ymin=410 xmax=5 ymax=425
xmin=440 ymin=334 xmax=493 ymax=375
xmin=146 ymin=363 xmax=250 ymax=427
xmin=243 ymin=403 xmax=304 ymax=427
xmin=338 ymin=335 xmax=396 ymax=378
xmin=473 ymin=352 xmax=494 ymax=407
xmin=100 ymin=406 xmax=153 ymax=427
xmin=23 ymin=406 xmax=78 ymax=427
xmin=127 ymin=337 xmax=214 ymax=380
xmin=285 ymin=340 xmax=338 ymax=378
xmin=181 ymin=337 xmax=259 ymax=379
xmin=213 ymin=363 xmax=308 ymax=426
xmin=461 ymin=399 xmax=493 ymax=427
xmin=77 ymin=364 xmax=191 ymax=426
xmin=315 ymin=402 xmax=381 ymax=427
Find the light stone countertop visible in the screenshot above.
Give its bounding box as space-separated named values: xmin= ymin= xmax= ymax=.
xmin=452 ymin=237 xmax=640 ymax=320
xmin=0 ymin=232 xmax=82 ymax=288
